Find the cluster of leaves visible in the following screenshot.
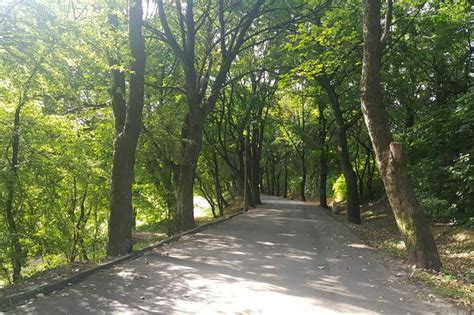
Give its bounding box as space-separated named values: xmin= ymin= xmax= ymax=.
xmin=0 ymin=1 xmax=115 ymax=285
xmin=388 ymin=0 xmax=473 ymax=224
xmin=272 ymin=0 xmax=472 ymax=223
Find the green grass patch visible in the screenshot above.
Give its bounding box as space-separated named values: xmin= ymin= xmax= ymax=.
xmin=411 ymin=269 xmax=473 ymax=307
xmin=377 ymin=239 xmax=408 ymax=260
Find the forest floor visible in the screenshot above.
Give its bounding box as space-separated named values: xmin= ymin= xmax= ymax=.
xmin=327 ymin=198 xmax=474 ymax=308
xmin=11 ymin=195 xmax=461 ymax=314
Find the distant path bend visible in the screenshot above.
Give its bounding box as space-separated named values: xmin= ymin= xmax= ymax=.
xmin=14 ymin=196 xmax=451 ymax=314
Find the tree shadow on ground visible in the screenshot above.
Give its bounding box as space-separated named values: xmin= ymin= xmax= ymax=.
xmin=13 ymin=196 xmax=434 ymax=314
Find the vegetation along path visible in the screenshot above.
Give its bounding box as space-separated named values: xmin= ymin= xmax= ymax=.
xmin=11 ymin=196 xmax=457 ymax=314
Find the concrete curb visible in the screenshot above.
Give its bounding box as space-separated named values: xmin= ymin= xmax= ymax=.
xmin=0 ymin=210 xmax=245 ymax=311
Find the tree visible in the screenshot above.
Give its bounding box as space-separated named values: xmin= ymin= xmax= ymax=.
xmin=318 ymin=74 xmax=361 ymax=223
xmin=317 ymin=101 xmax=330 ymax=208
xmin=151 ymin=0 xmax=266 ymax=231
xmin=1 ymin=0 xmax=470 ymax=286
xmin=360 ymin=0 xmax=442 ymax=270
xmin=107 ymin=0 xmax=146 ymax=257
xmin=277 ymin=87 xmax=315 ymax=201
xmin=0 ymin=1 xmax=112 ymax=281
xmin=286 ymin=2 xmax=363 ymax=222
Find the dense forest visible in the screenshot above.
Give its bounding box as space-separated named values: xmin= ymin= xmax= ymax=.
xmin=0 ymin=0 xmax=472 ymax=288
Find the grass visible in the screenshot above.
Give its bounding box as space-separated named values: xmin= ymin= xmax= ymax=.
xmin=411 ymin=269 xmax=473 ymax=305
xmin=331 ymin=199 xmax=474 ymax=308
xmin=379 ymin=239 xmax=407 ymax=259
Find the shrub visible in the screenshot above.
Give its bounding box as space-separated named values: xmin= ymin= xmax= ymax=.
xmin=332 ymin=175 xmax=346 ymax=203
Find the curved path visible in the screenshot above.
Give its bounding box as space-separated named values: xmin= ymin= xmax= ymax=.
xmin=13 ymin=196 xmax=447 ymax=314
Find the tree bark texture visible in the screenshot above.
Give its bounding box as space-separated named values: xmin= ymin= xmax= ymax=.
xmin=318 ymin=102 xmax=329 ymax=208
xmin=250 ymin=127 xmax=262 ymax=205
xmin=300 ymin=147 xmax=306 ymax=202
xmin=4 ymin=103 xmax=25 ymax=282
xmin=361 ymin=0 xmax=442 ymax=270
xmin=107 ymin=0 xmax=146 ymax=257
xmin=156 ymin=0 xmax=265 ymax=232
xmin=243 ymin=130 xmax=250 ymax=211
xmin=319 ymin=75 xmax=360 ymax=223
xmin=174 ymin=113 xmax=205 ymax=230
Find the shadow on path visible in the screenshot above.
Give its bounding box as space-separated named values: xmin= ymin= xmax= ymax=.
xmin=13 ymin=196 xmax=440 ymax=314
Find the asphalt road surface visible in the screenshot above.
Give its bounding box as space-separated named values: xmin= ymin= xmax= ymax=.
xmin=12 ymin=196 xmax=455 ymax=314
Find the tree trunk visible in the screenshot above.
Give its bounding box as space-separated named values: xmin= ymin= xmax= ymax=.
xmin=265 ymin=163 xmax=271 ymax=195
xmin=319 ymin=148 xmax=329 ymax=209
xmin=174 ymin=114 xmax=205 ymax=231
xmin=212 ymin=153 xmax=225 ymax=217
xmin=245 ymin=131 xmax=256 ymax=207
xmin=247 ymin=132 xmax=258 ymax=206
xmin=237 ymin=134 xmax=255 ymax=207
xmin=319 ymin=75 xmax=360 ymax=223
xmin=270 ymin=156 xmax=277 ymax=196
xmin=276 ymin=170 xmax=281 ymax=196
xmin=361 ymin=0 xmax=442 ymax=270
xmin=197 ymin=175 xmax=217 ymax=218
xmin=336 ymin=120 xmax=361 ymax=223
xmin=107 ymin=14 xmax=127 ymax=134
xmin=366 ymin=151 xmax=375 ymax=200
xmin=300 ymin=148 xmax=306 ymax=201
xmin=318 ymin=103 xmax=329 ymax=208
xmin=283 ymin=152 xmax=288 ymax=198
xmin=107 ymin=0 xmax=146 ymax=257
xmin=252 ymin=108 xmax=268 ymax=204
xmin=3 ymin=59 xmax=42 ymax=282
xmin=251 ymin=141 xmax=261 ymax=204
xmin=359 ymin=149 xmax=372 ymax=202
xmin=155 ymin=0 xmax=265 ymax=231
xmin=243 ymin=131 xmax=250 ymax=211
xmin=4 ymin=103 xmax=24 ymax=282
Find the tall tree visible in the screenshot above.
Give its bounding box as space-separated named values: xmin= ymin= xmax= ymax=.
xmin=286 ymin=3 xmax=363 ymax=222
xmin=318 ymin=74 xmax=361 ymax=223
xmin=360 ymin=0 xmax=442 ymax=270
xmin=278 ymin=92 xmax=309 ymax=201
xmin=153 ymin=0 xmax=265 ymax=231
xmin=318 ymin=101 xmax=330 ymax=209
xmin=107 ymin=0 xmax=146 ymax=256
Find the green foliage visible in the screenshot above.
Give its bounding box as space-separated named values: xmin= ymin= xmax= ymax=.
xmin=382 ymin=0 xmax=473 ymax=223
xmin=419 ymin=197 xmax=454 ymax=222
xmin=0 ymin=0 xmax=471 ymax=289
xmin=332 ymin=175 xmax=347 ymax=203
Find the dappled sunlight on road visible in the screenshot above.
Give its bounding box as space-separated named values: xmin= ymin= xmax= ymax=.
xmin=13 ymin=195 xmax=440 ymax=314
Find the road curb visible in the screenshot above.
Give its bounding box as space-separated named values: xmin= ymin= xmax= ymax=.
xmin=0 ymin=210 xmax=245 ymax=311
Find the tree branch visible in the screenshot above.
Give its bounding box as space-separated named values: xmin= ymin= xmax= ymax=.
xmin=381 ymin=0 xmax=393 ymax=48
xmin=156 ymin=0 xmax=184 ymax=61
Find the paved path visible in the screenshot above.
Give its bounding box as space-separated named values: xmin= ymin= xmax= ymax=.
xmin=13 ymin=196 xmax=447 ymax=314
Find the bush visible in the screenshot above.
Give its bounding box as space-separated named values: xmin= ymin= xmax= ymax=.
xmin=419 ymin=196 xmax=457 ymax=222
xmin=448 ymin=153 xmax=474 ymax=222
xmin=332 ymin=175 xmax=346 ymax=203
